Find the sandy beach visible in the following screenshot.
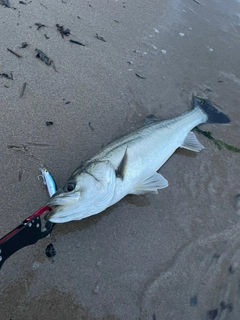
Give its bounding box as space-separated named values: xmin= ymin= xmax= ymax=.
xmin=1 ymin=0 xmax=240 ymax=319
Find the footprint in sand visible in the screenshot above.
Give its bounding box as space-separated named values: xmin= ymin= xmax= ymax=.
xmin=140 ymin=224 xmax=240 ymax=320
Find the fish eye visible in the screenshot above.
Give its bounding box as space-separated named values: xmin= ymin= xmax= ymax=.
xmin=64 ymin=181 xmax=76 ymax=192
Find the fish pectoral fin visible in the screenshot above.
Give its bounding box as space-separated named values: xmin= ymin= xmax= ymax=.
xmin=181 ymin=132 xmax=204 ymax=152
xmin=130 ymin=173 xmax=168 ymax=195
xmin=115 ymin=148 xmax=128 ymax=180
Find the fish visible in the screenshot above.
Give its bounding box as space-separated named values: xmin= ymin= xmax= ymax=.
xmin=45 ymin=96 xmax=230 ymax=223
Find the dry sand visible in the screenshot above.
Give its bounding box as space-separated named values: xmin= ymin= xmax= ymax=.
xmin=0 ymin=0 xmax=240 ymax=319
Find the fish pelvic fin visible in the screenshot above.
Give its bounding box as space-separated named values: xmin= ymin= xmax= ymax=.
xmin=192 ymin=95 xmax=230 ymax=124
xmin=130 ymin=172 xmax=168 ymax=195
xmin=181 ymin=132 xmax=204 ymax=152
xmin=115 ymin=148 xmax=128 ymax=179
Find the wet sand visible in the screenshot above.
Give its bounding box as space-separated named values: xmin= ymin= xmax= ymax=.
xmin=0 ymin=0 xmax=240 ymax=319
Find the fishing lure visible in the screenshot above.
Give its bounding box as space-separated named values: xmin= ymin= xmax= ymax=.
xmin=39 ymin=168 xmax=57 ymax=197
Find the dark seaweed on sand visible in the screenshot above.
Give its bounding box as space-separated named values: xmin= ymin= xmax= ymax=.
xmin=0 ymin=73 xmax=13 ymax=80
xmin=0 ymin=0 xmax=10 ymax=7
xmin=207 ymin=309 xmax=218 ymax=320
xmin=56 ymin=24 xmax=70 ymax=38
xmin=69 ymin=39 xmax=85 ymax=46
xmin=95 ymin=33 xmax=106 ymax=42
xmin=20 ymin=82 xmax=27 ymax=98
xmin=35 ymin=49 xmax=51 ymax=65
xmin=7 ymin=48 xmax=22 ymax=58
xmin=135 ymin=73 xmax=146 ymax=79
xmin=35 ymin=23 xmax=46 ymax=30
xmin=220 ymin=301 xmax=233 ymax=312
xmin=195 ymin=127 xmax=240 ymax=153
xmin=88 ymin=122 xmax=94 ymax=131
xmin=35 ymin=48 xmax=57 ymax=71
xmin=45 ymin=243 xmax=56 ymax=258
xmin=19 ymin=42 xmax=28 ymax=48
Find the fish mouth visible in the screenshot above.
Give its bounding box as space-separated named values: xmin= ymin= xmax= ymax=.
xmin=45 ymin=207 xmax=72 ymax=222
xmin=47 ymin=191 xmax=80 ymax=207
xmin=45 ymin=191 xmax=81 ymax=222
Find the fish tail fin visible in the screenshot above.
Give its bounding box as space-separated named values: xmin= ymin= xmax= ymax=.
xmin=192 ymin=95 xmax=231 ymax=124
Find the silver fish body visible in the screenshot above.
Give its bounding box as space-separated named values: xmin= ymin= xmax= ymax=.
xmin=46 ymin=96 xmax=230 ymax=223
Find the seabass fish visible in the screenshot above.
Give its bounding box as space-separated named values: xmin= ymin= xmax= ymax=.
xmin=46 ymin=96 xmax=230 ymax=223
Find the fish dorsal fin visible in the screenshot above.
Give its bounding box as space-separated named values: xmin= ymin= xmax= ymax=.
xmin=130 ymin=172 xmax=168 ymax=195
xmin=144 ymin=114 xmax=160 ymax=126
xmin=181 ymin=132 xmax=204 ymax=152
xmin=115 ymin=148 xmax=128 ymax=179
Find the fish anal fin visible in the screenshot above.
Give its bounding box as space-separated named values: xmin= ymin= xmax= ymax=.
xmin=181 ymin=132 xmax=204 ymax=152
xmin=116 ymin=148 xmax=128 ymax=180
xmin=130 ymin=173 xmax=168 ymax=195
